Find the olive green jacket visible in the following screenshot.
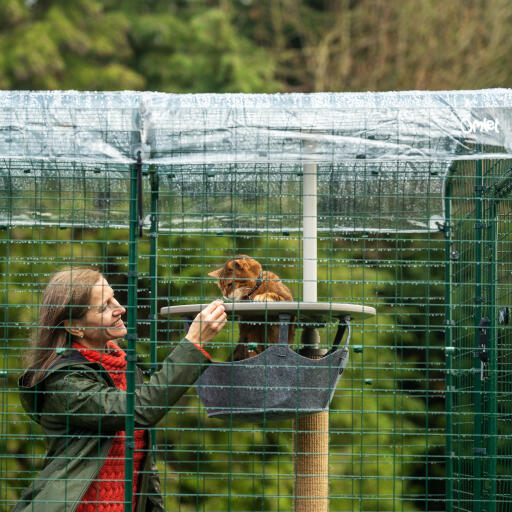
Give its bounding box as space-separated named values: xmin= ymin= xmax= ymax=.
xmin=14 ymin=339 xmax=211 ymax=512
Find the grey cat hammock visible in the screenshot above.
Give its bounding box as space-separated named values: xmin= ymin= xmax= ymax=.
xmin=160 ymin=302 xmax=376 ymax=423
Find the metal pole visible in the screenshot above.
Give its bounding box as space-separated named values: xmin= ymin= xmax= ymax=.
xmin=443 ymin=182 xmax=454 ymax=512
xmin=473 ymin=156 xmax=484 ymax=512
xmin=487 ymin=197 xmax=497 ymax=512
xmin=294 ymin=140 xmax=328 ymax=512
xmin=303 ymin=143 xmax=317 ymax=303
xmin=124 ymin=153 xmax=140 ymax=512
xmin=149 ymin=165 xmax=159 ymax=462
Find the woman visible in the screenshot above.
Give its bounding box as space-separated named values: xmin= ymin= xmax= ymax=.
xmin=15 ymin=267 xmax=226 ymax=512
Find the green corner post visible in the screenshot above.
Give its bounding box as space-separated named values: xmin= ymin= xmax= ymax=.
xmin=444 ymin=180 xmax=454 ymax=512
xmin=486 ymin=180 xmax=498 ymax=512
xmin=473 ymin=156 xmax=484 ymax=512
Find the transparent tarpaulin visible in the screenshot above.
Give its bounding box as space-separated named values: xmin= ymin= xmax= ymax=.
xmin=1 ymin=89 xmax=512 ymax=232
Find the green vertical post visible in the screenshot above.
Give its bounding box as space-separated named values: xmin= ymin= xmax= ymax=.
xmin=124 ymin=152 xmax=140 ymax=512
xmin=444 ymin=180 xmax=454 ymax=512
xmin=473 ymin=157 xmax=484 ymax=512
xmin=149 ymin=165 xmax=159 ymax=373
xmin=487 ymin=198 xmax=498 ymax=512
xmin=0 ymin=216 xmax=10 ymax=510
xmin=149 ymin=164 xmax=159 ymax=461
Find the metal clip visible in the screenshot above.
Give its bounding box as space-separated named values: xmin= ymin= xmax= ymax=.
xmin=137 ymin=151 xmax=144 ymax=238
xmin=478 ymin=317 xmax=490 ymax=381
xmin=499 ymin=307 xmax=509 ymax=325
xmin=436 ymin=221 xmax=450 ymax=238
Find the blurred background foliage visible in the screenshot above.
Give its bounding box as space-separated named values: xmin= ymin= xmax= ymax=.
xmin=1 ymin=0 xmax=511 ymax=93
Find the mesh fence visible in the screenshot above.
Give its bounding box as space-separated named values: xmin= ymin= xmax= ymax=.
xmin=1 ymin=91 xmax=512 ymax=512
xmin=448 ymin=154 xmax=512 ymax=512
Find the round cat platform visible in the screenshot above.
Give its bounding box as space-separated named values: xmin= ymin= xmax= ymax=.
xmin=160 ymin=301 xmax=376 ymax=323
xmin=160 ymin=302 xmax=376 ymax=423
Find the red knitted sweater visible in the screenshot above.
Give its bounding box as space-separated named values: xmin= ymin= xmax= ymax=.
xmin=73 ymin=341 xmax=147 ymax=512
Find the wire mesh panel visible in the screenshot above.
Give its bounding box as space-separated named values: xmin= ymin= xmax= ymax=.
xmin=148 ymin=162 xmax=447 ymax=512
xmin=1 ymin=90 xmax=512 ymax=512
xmin=448 ymin=154 xmax=512 ymax=512
xmin=494 ymin=198 xmax=512 ymax=509
xmin=0 ymin=169 xmax=136 ymax=505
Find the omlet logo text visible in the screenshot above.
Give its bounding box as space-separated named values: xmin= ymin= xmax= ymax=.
xmin=460 ymin=115 xmax=500 ymax=135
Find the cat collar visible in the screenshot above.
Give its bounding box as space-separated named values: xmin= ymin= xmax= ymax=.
xmin=246 ymin=271 xmax=263 ymax=300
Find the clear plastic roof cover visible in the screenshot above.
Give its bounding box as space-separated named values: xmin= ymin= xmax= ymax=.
xmin=1 ymin=89 xmax=512 ymax=232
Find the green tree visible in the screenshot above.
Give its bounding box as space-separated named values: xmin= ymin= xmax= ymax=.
xmin=0 ymin=0 xmax=281 ymax=92
xmin=231 ymin=0 xmax=512 ymax=92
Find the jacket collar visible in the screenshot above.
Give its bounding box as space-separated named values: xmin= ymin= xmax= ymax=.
xmin=18 ymin=350 xmax=113 ymax=422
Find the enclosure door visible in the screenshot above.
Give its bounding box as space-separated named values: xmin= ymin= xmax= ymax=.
xmin=491 ymin=198 xmax=512 ymax=512
xmin=449 ymin=170 xmax=512 ymax=512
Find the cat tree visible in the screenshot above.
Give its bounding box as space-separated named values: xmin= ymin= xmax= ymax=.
xmin=161 ymin=141 xmax=376 ymax=512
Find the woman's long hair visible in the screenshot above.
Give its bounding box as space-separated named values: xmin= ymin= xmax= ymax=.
xmin=24 ymin=267 xmax=102 ymax=387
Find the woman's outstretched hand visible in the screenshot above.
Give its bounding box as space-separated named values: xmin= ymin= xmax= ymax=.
xmin=185 ymin=300 xmax=227 ymax=348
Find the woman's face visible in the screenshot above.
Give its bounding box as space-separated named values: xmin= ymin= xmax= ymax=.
xmin=76 ymin=277 xmax=127 ymax=348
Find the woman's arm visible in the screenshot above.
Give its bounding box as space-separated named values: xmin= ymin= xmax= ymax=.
xmin=41 ymin=338 xmax=210 ymax=432
xmin=41 ymin=300 xmax=227 ymax=432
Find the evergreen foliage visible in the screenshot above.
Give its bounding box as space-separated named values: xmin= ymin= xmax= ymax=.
xmin=1 ymin=0 xmax=511 ymax=92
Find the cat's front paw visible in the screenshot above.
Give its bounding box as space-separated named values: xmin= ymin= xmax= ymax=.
xmin=253 ymin=293 xmax=277 ymax=302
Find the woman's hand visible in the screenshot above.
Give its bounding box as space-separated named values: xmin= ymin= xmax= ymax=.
xmin=185 ymin=300 xmax=227 ymax=348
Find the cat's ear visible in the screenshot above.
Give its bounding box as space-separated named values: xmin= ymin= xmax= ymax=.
xmin=208 ymin=268 xmax=223 ymax=277
xmin=234 ymin=259 xmax=249 ymax=271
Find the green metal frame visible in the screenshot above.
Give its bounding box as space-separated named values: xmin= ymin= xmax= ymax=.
xmin=124 ymin=154 xmax=140 ymax=512
xmin=149 ymin=164 xmax=159 ymax=464
xmin=444 ymin=179 xmax=454 ymax=512
xmin=2 ymin=152 xmax=512 ymax=512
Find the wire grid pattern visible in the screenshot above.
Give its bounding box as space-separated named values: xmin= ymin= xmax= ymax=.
xmin=0 ymin=91 xmax=511 ymax=512
xmin=0 ymin=163 xmax=456 ymax=512
xmin=152 ymin=165 xmax=435 ymax=511
xmin=448 ymin=155 xmax=512 ymax=512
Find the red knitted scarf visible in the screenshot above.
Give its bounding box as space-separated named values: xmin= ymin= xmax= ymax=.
xmin=73 ymin=341 xmax=147 ymax=512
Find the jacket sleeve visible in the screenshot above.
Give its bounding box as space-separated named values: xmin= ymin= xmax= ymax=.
xmin=40 ymin=339 xmax=211 ymax=432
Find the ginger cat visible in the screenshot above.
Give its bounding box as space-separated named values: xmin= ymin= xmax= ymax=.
xmin=209 ymin=255 xmax=295 ymax=361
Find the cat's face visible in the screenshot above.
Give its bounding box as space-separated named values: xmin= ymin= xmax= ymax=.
xmin=209 ymin=255 xmax=262 ymax=301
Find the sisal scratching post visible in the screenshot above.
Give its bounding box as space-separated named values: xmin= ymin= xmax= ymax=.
xmin=294 ymin=327 xmax=329 ymax=512
xmin=294 ymin=410 xmax=329 ymax=512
